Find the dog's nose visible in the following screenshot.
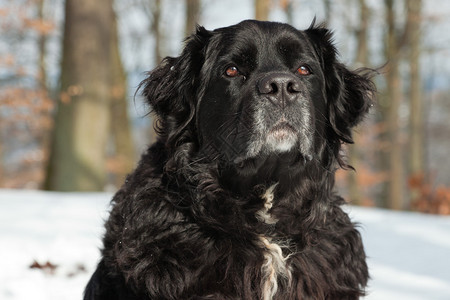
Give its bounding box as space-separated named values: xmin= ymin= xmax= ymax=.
xmin=258 ymin=73 xmax=301 ymax=109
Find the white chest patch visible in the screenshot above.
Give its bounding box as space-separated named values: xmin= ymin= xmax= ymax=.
xmin=257 ymin=184 xmax=292 ymax=300
xmin=256 ymin=184 xmax=278 ymax=224
xmin=260 ymin=236 xmax=291 ymax=300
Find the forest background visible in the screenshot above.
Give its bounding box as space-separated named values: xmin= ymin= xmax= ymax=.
xmin=1 ymin=0 xmax=450 ymax=214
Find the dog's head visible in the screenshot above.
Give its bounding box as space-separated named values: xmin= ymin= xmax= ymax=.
xmin=141 ymin=20 xmax=374 ymax=177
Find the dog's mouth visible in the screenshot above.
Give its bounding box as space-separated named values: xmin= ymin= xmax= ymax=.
xmin=231 ymin=113 xmax=314 ymax=173
xmin=265 ymin=119 xmax=298 ymax=153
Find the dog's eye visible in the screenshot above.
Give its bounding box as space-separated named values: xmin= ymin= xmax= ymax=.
xmin=297 ymin=65 xmax=312 ymax=76
xmin=225 ymin=66 xmax=239 ymax=77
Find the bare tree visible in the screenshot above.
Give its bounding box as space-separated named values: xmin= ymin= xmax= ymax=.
xmin=407 ymin=0 xmax=423 ymax=177
xmin=280 ymin=0 xmax=294 ymax=24
xmin=134 ymin=0 xmax=164 ymax=65
xmin=138 ymin=0 xmax=164 ymax=65
xmin=384 ymin=0 xmax=404 ymax=209
xmin=0 ymin=0 xmax=55 ymax=188
xmin=323 ymin=0 xmax=331 ymax=22
xmin=37 ymin=0 xmax=48 ymax=91
xmin=255 ymin=0 xmax=270 ymax=20
xmin=185 ymin=0 xmax=201 ymax=36
xmin=109 ymin=5 xmax=136 ymax=187
xmin=378 ymin=0 xmax=425 ymax=209
xmin=380 ymin=0 xmax=426 ymax=209
xmin=46 ymin=0 xmax=114 ymax=191
xmin=152 ymin=0 xmax=163 ymax=64
xmin=348 ymin=0 xmax=370 ymax=205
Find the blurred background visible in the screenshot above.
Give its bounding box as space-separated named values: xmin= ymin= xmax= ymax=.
xmin=1 ymin=0 xmax=449 ymax=214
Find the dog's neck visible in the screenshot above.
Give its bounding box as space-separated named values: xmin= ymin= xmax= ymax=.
xmin=216 ymin=152 xmax=306 ymax=195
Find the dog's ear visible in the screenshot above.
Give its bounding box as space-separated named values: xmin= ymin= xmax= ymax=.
xmin=140 ymin=26 xmax=212 ymax=142
xmin=306 ymin=25 xmax=375 ymax=144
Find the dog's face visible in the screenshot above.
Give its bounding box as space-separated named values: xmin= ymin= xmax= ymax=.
xmin=197 ymin=21 xmax=326 ymax=166
xmin=142 ymin=20 xmax=374 ymax=176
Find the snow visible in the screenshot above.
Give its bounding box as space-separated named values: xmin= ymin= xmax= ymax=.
xmin=1 ymin=189 xmax=450 ymax=300
xmin=346 ymin=206 xmax=450 ymax=299
xmin=0 ymin=190 xmax=111 ymax=300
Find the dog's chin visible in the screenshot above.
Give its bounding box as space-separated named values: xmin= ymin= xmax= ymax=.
xmin=232 ymin=128 xmax=313 ymax=178
xmin=265 ymin=123 xmax=298 ymax=153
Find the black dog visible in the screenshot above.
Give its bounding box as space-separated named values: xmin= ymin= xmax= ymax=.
xmin=84 ymin=20 xmax=374 ymax=300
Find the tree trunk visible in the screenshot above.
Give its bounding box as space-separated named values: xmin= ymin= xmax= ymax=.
xmin=37 ymin=0 xmax=47 ymax=90
xmin=110 ymin=5 xmax=136 ymax=188
xmin=151 ymin=0 xmax=163 ymax=64
xmin=140 ymin=0 xmax=163 ymax=145
xmin=323 ymin=0 xmax=331 ymax=22
xmin=46 ymin=0 xmax=113 ymax=191
xmin=36 ymin=0 xmax=53 ymax=189
xmin=280 ymin=0 xmax=294 ymax=25
xmin=348 ymin=0 xmax=369 ymax=205
xmin=384 ymin=0 xmax=404 ymax=210
xmin=408 ymin=0 xmax=423 ymax=177
xmin=255 ymin=0 xmax=270 ymax=20
xmin=185 ymin=0 xmax=200 ymax=36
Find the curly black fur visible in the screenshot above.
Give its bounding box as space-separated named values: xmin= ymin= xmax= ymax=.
xmin=85 ymin=20 xmax=375 ymax=300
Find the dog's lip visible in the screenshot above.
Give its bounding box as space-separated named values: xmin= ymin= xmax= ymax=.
xmin=268 ymin=119 xmax=297 ymax=136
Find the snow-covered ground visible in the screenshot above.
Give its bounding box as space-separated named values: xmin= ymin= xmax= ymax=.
xmin=1 ymin=189 xmax=450 ymax=300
